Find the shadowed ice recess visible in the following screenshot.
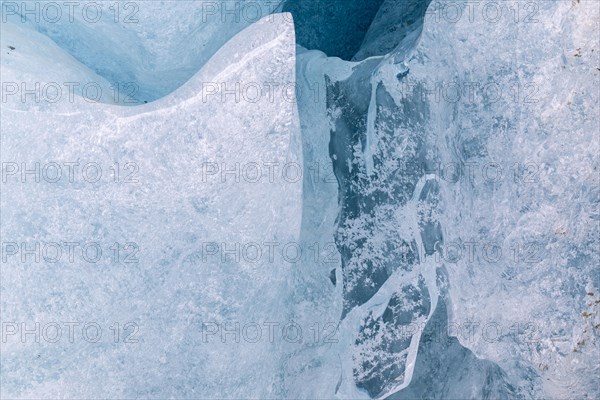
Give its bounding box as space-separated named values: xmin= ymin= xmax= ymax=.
xmin=1 ymin=1 xmax=598 ymax=399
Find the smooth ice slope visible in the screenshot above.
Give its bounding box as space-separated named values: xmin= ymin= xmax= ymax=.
xmin=0 ymin=21 xmax=127 ymax=106
xmin=3 ymin=1 xmax=286 ymax=102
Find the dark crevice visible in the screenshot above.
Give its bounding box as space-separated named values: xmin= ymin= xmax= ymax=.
xmin=283 ymin=0 xmax=431 ymax=61
xmin=283 ymin=0 xmax=386 ymax=60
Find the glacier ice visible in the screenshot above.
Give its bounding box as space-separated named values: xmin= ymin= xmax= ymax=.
xmin=1 ymin=0 xmax=599 ymax=399
xmin=2 ymin=13 xmax=303 ymax=398
xmin=284 ymin=0 xmax=599 ymax=398
xmin=297 ymin=0 xmax=599 ymax=398
xmin=396 ymin=1 xmax=600 ymax=397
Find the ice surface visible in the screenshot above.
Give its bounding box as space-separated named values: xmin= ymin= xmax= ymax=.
xmin=1 ymin=0 xmax=599 ymax=398
xmin=397 ymin=1 xmax=600 ymax=397
xmin=1 ymin=13 xmax=302 ymax=398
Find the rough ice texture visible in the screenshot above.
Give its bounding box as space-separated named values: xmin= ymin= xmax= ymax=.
xmin=1 ymin=14 xmax=302 ymax=399
xmin=311 ymin=0 xmax=599 ymax=398
xmin=1 ymin=0 xmax=599 ymax=398
xmin=401 ymin=1 xmax=600 ymax=398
